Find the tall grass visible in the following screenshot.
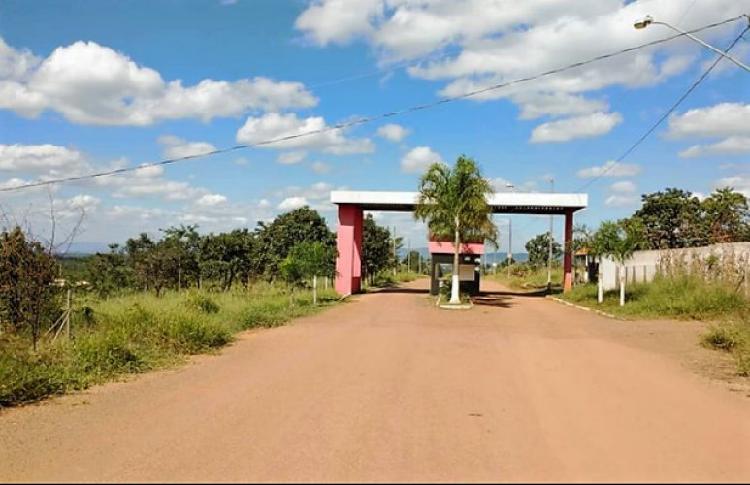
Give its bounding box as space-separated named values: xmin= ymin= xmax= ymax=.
xmin=563 ymin=274 xmax=750 ymax=375
xmin=0 ymin=285 xmax=338 ymax=407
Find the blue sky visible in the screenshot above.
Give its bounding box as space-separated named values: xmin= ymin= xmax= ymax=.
xmin=0 ymin=0 xmax=749 ymax=252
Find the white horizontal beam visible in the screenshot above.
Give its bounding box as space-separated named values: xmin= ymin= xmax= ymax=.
xmin=330 ymin=190 xmax=587 ymax=213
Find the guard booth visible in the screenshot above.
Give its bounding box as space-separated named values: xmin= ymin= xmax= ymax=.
xmin=429 ymin=239 xmax=483 ymax=296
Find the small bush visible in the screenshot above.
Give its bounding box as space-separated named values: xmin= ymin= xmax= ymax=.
xmin=161 ymin=316 xmax=232 ymax=353
xmin=186 ymin=293 xmax=220 ymax=314
xmin=702 ymin=325 xmax=743 ymax=351
xmin=0 ymin=341 xmax=68 ymax=405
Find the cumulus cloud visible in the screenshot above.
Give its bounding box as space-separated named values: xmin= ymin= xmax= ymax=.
xmin=376 ymin=123 xmax=410 ymax=142
xmin=667 ymin=103 xmax=750 ymax=139
xmin=278 ymin=196 xmax=308 ymax=211
xmin=0 ymin=38 xmax=317 ymax=125
xmin=277 ymin=151 xmax=307 ymax=165
xmin=158 ymin=135 xmax=217 ymax=159
xmin=195 ymin=193 xmax=228 ymax=207
xmin=236 ymin=112 xmax=374 ymax=154
xmin=401 ymin=146 xmax=443 ymax=173
xmin=295 ymin=0 xmax=739 ymax=120
xmin=577 ymin=161 xmax=641 ymax=178
xmin=714 ymin=175 xmax=750 ymax=198
xmin=605 ymin=194 xmax=639 ymax=207
xmin=679 ymin=136 xmax=750 ymax=158
xmin=0 ymin=144 xmax=89 ymax=174
xmin=530 ymin=112 xmax=622 ymax=143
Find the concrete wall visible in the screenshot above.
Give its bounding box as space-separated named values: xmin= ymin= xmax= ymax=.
xmin=599 ymin=242 xmax=750 ymax=291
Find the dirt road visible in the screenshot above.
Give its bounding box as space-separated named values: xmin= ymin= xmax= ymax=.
xmin=1 ymin=279 xmax=749 ymax=482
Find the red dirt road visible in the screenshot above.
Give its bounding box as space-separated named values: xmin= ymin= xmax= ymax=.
xmin=1 ymin=279 xmax=749 ymax=482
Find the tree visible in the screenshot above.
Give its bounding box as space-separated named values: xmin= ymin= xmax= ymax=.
xmin=701 ymin=187 xmax=750 ymax=243
xmin=280 ymin=241 xmax=336 ymax=304
xmin=402 ymin=250 xmax=422 ymax=273
xmin=592 ymin=219 xmax=645 ymax=306
xmin=415 ymin=155 xmax=496 ymax=304
xmin=525 ymin=232 xmax=561 ymax=268
xmin=0 ymin=227 xmax=59 ymax=350
xmin=362 ymin=214 xmax=392 ymax=284
xmin=634 ymin=188 xmax=704 ymax=249
xmin=255 ymin=207 xmax=335 ymax=279
xmin=88 ymin=244 xmax=134 ymax=297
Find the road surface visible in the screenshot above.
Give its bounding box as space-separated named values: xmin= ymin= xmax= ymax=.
xmin=1 ymin=279 xmax=748 ymax=482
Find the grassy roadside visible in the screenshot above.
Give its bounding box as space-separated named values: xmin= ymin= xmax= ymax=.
xmin=365 ymin=271 xmax=422 ymax=289
xmin=0 ymin=285 xmax=339 ymax=407
xmin=562 ymin=276 xmax=750 ymax=375
xmin=487 ymin=265 xmax=563 ymax=290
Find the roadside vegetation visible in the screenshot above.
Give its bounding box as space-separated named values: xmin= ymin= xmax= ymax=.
xmin=1 ymin=285 xmax=338 ymax=406
xmin=488 ymin=264 xmax=563 ymax=291
xmin=0 ymin=206 xmax=408 ymax=407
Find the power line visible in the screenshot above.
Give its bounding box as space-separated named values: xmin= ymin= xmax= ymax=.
xmin=2 ymin=15 xmax=745 ymax=194
xmin=576 ymin=23 xmax=750 ymax=191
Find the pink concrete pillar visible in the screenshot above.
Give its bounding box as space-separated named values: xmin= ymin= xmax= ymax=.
xmin=563 ymin=209 xmax=574 ymax=292
xmin=335 ymin=204 xmax=363 ymax=295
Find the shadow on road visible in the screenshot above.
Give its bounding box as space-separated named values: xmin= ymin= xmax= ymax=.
xmin=366 ymin=287 xmax=430 ymax=295
xmin=471 ymin=295 xmax=514 ymax=308
xmin=478 ymin=289 xmax=549 ymax=298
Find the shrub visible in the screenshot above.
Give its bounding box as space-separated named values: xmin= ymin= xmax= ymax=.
xmin=0 ymin=340 xmax=68 ymax=405
xmin=702 ymin=325 xmax=743 ymax=351
xmin=186 ymin=293 xmax=220 ymax=314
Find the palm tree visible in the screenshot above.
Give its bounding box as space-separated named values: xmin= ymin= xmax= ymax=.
xmin=592 ymin=219 xmax=645 ymax=306
xmin=415 ymin=155 xmax=497 ymax=304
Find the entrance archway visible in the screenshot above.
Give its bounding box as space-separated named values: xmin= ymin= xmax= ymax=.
xmin=331 ymin=191 xmax=588 ymax=296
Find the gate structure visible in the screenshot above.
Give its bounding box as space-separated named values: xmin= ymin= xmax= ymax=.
xmin=330 ymin=191 xmax=588 ymax=296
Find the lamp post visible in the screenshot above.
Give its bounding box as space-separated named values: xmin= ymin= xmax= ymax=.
xmin=634 ymin=15 xmax=750 ymax=73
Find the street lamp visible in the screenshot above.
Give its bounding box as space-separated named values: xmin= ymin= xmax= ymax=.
xmin=634 ymin=15 xmax=750 ymax=73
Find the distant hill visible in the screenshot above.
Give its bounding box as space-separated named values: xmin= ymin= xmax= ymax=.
xmin=59 ymin=242 xmax=112 ymax=255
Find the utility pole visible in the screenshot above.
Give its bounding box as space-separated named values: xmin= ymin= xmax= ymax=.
xmin=507 ymin=216 xmax=512 ymax=279
xmin=547 ymin=177 xmax=554 ymax=291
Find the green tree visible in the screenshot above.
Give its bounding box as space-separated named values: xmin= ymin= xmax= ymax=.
xmin=362 ymin=214 xmax=392 ymax=284
xmin=634 ymin=188 xmax=704 ymax=249
xmin=414 ymin=155 xmax=496 ymax=304
xmin=701 ymin=187 xmax=750 ymax=243
xmin=525 ymin=232 xmax=561 ymax=268
xmin=280 ymin=241 xmax=335 ymax=304
xmin=255 ymin=207 xmax=335 ymax=279
xmin=88 ymin=244 xmax=134 ymax=297
xmin=0 ymin=227 xmax=60 ymax=350
xmin=592 ymin=219 xmax=645 ymax=306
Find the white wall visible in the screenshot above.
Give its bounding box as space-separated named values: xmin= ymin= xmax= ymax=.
xmin=599 ymin=242 xmax=750 ymax=291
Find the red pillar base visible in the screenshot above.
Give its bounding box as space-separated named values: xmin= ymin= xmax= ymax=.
xmin=335 ymin=204 xmax=363 ymax=296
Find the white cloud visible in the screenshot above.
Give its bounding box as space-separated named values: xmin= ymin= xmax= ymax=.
xmin=605 ymin=194 xmax=638 ymax=207
xmin=679 ymin=136 xmax=750 ymax=158
xmin=577 ymin=161 xmax=641 ymax=178
xmin=277 ymin=151 xmax=307 ymax=165
xmin=311 ymin=161 xmax=331 ymax=173
xmin=610 ymin=180 xmax=636 ymax=193
xmin=278 ymin=196 xmax=308 ymax=211
xmin=258 ymin=198 xmax=271 ymax=209
xmin=714 ymin=175 xmax=750 ymax=198
xmin=0 ymin=39 xmax=317 ymax=125
xmin=195 ymin=193 xmax=228 ymax=207
xmin=489 ymin=177 xmax=537 ymax=193
xmin=296 ymin=0 xmax=743 ymax=120
xmin=401 ymin=146 xmax=443 ymax=173
xmin=0 ymin=144 xmax=89 ymax=174
xmin=530 ymin=112 xmax=622 ymax=143
xmin=376 ymin=123 xmax=410 ymax=142
xmin=158 ymin=135 xmax=217 ymax=159
xmin=66 ymin=194 xmax=100 ymax=211
xmin=295 ymin=0 xmax=381 ymax=46
xmin=667 ymin=103 xmax=750 ymax=139
xmin=236 ymin=112 xmax=374 ymax=154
